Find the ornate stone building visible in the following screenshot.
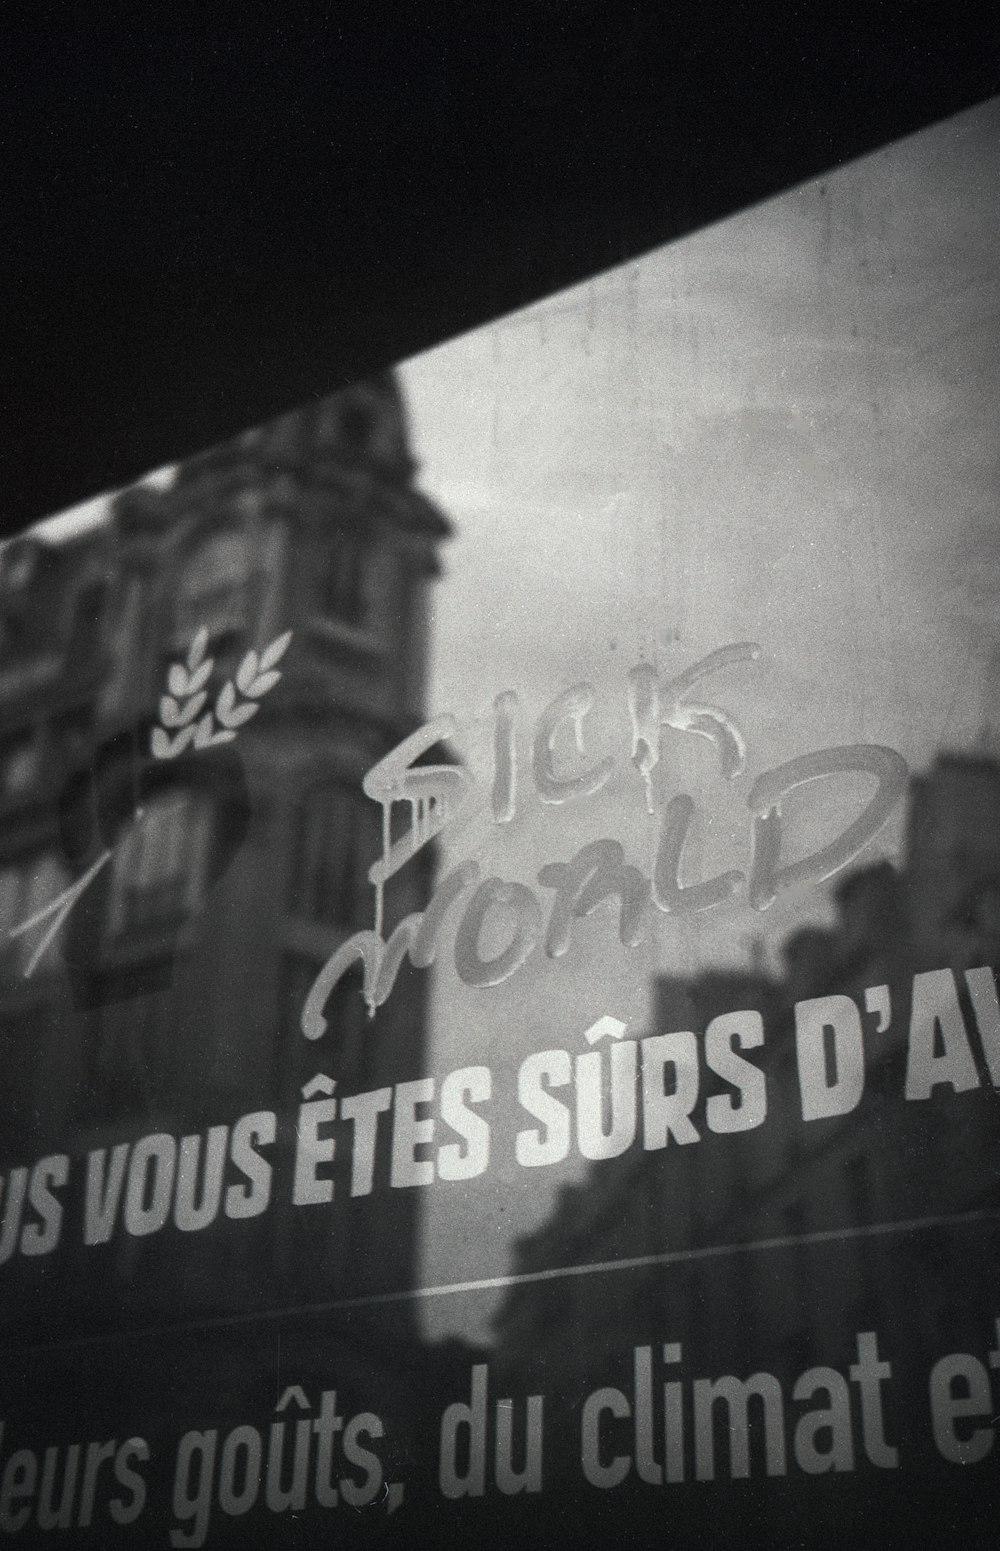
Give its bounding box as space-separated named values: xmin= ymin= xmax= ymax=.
xmin=0 ymin=373 xmax=451 ymax=1339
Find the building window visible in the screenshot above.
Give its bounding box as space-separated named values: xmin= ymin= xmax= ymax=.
xmin=0 ymin=540 xmax=48 ymax=665
xmin=0 ymin=852 xmax=72 ymax=976
xmin=339 ymin=399 xmax=376 ymax=453
xmin=0 ymin=729 xmax=39 ymax=800
xmin=173 ymin=529 xmax=255 ymax=656
xmin=291 ymin=782 xmax=378 ymax=929
xmin=107 ymin=788 xmax=213 ymax=935
xmin=50 ymin=703 xmax=94 ymax=769
xmin=321 ymin=534 xmax=370 ymax=630
xmin=100 ymin=577 xmax=144 ymax=717
xmin=77 ymin=978 xmax=169 ymax=1127
xmin=69 ymin=580 xmax=107 ymax=662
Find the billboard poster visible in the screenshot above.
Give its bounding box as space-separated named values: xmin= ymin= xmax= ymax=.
xmin=1 ymin=96 xmax=999 ymax=1547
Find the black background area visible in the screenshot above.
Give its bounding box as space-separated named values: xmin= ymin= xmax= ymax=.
xmin=2 ymin=6 xmax=999 ymax=532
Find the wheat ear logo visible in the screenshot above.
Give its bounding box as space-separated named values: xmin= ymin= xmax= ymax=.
xmin=6 ymin=627 xmax=289 ymax=976
xmin=151 ymin=627 xmax=292 ymax=760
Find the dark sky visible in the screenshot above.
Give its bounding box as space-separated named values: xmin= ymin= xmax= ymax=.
xmin=3 ymin=13 xmax=998 ymax=530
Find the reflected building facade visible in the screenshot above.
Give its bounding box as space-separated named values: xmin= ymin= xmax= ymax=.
xmin=0 ymin=374 xmax=450 ymax=1337
xmin=493 ymin=753 xmax=1000 ymax=1505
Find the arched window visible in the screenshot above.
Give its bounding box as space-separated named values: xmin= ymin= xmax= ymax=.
xmin=0 ymin=728 xmax=39 ymax=799
xmin=320 ymin=531 xmax=371 ymax=630
xmin=339 ymin=399 xmax=377 ymax=453
xmin=291 ymin=781 xmax=379 ymax=929
xmin=173 ymin=529 xmax=255 ymax=656
xmin=0 ymin=851 xmax=72 ymax=975
xmin=107 ymin=788 xmax=213 ymax=934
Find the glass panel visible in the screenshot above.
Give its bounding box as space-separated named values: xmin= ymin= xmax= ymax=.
xmin=0 ymin=98 xmax=997 ymax=1549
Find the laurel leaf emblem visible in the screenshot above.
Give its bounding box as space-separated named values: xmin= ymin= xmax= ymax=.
xmin=247 ymin=668 xmax=281 ymax=698
xmin=159 ymin=691 xmax=207 ymax=728
xmin=260 ymin=630 xmax=292 ymax=672
xmin=151 ymin=724 xmax=196 ymax=760
xmin=187 ymin=627 xmax=209 ymax=670
xmin=235 ymin=651 xmax=260 ymax=696
xmin=152 ymin=627 xmax=292 ymax=759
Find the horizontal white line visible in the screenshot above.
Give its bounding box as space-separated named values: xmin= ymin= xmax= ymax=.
xmin=6 ymin=1205 xmax=999 ymax=1356
xmin=330 ymin=1204 xmax=1000 ymax=1308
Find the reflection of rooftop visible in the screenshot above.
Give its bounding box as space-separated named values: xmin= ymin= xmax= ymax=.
xmin=492 ymin=748 xmax=1000 ymax=1355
